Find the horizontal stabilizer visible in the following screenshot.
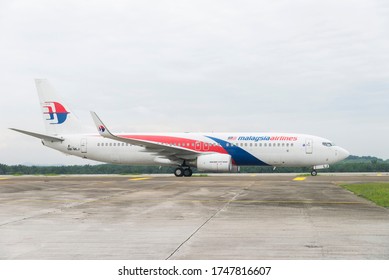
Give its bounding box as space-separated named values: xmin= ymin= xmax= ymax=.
xmin=9 ymin=128 xmax=64 ymax=142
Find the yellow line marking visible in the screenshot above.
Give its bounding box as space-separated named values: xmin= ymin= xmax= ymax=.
xmin=377 ymin=173 xmax=382 ymax=176
xmin=293 ymin=177 xmax=307 ymax=181
xmin=129 ymin=177 xmax=151 ymax=181
xmin=0 ymin=178 xmax=9 ymax=180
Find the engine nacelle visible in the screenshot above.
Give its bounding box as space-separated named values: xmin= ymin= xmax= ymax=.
xmin=196 ymin=154 xmax=232 ymax=172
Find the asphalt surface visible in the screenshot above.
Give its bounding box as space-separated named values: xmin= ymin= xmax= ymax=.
xmin=0 ymin=173 xmax=388 ymax=259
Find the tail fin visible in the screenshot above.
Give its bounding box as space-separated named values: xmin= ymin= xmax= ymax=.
xmin=35 ymin=79 xmax=83 ymax=135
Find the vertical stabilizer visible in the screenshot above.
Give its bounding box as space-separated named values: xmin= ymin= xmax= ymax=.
xmin=35 ymin=79 xmax=83 ymax=135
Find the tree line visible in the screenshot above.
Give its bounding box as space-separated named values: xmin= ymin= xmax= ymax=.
xmin=1 ymin=155 xmax=388 ymax=175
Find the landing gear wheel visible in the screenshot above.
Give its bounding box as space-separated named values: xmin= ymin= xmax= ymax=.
xmin=174 ymin=167 xmax=184 ymax=177
xmin=183 ymin=168 xmax=193 ymax=177
xmin=311 ymin=170 xmax=318 ymax=176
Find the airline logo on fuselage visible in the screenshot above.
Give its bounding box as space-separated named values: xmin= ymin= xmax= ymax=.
xmin=235 ymin=136 xmax=298 ymax=142
xmin=43 ymin=102 xmax=69 ymax=124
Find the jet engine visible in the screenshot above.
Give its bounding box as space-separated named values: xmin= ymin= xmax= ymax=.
xmin=195 ymin=154 xmax=232 ymax=172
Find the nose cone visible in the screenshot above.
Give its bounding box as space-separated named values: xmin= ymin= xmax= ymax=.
xmin=338 ymin=147 xmax=350 ymax=161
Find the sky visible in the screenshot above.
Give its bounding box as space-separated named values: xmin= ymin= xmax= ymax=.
xmin=0 ymin=0 xmax=388 ymax=165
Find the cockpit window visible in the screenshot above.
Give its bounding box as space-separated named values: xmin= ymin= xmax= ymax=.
xmin=322 ymin=142 xmax=333 ymax=147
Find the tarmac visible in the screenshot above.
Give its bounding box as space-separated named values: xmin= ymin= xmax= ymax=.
xmin=0 ymin=173 xmax=388 ymax=260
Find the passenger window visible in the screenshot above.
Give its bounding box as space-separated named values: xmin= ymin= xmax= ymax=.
xmin=259 ymin=143 xmax=262 ymax=147
xmin=291 ymin=143 xmax=294 ymax=147
xmin=277 ymin=143 xmax=280 ymax=147
xmin=282 ymin=143 xmax=285 ymax=147
xmin=286 ymin=143 xmax=289 ymax=147
xmin=97 ymin=143 xmax=100 ymax=146
xmin=264 ymin=143 xmax=267 ymax=147
xmin=250 ymin=143 xmax=252 ymax=147
xmin=109 ymin=143 xmax=112 ymax=146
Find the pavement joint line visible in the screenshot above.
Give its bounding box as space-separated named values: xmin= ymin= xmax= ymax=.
xmin=166 ymin=188 xmax=247 ymax=260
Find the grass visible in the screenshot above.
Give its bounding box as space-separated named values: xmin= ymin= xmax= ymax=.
xmin=192 ymin=174 xmax=209 ymax=177
xmin=297 ymin=173 xmax=311 ymax=177
xmin=340 ymin=182 xmax=389 ymax=208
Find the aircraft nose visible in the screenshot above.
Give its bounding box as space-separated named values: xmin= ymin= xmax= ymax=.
xmin=338 ymin=147 xmax=350 ymax=160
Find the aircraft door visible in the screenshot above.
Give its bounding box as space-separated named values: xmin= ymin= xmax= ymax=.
xmin=81 ymin=138 xmax=87 ymax=153
xmin=305 ymin=138 xmax=313 ymax=154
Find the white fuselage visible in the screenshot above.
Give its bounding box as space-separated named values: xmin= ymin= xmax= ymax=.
xmin=43 ymin=132 xmax=349 ymax=169
xmin=11 ymin=80 xmax=350 ymax=176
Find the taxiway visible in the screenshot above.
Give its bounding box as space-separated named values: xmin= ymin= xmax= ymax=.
xmin=0 ymin=174 xmax=388 ymax=259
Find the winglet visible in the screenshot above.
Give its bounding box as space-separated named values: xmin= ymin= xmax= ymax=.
xmin=90 ymin=111 xmax=115 ymax=138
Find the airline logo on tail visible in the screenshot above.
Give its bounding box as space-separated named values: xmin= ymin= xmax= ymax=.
xmin=43 ymin=102 xmax=69 ymax=124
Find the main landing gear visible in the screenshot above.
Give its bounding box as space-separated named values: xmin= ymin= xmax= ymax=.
xmin=174 ymin=163 xmax=193 ymax=177
xmin=311 ymin=169 xmax=318 ymax=176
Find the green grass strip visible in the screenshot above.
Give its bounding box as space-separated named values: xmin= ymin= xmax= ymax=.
xmin=340 ymin=182 xmax=389 ymax=208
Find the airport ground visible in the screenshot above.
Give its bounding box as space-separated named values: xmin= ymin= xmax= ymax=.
xmin=0 ymin=173 xmax=389 ymax=259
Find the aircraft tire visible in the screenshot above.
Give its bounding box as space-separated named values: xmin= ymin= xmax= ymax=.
xmin=311 ymin=170 xmax=318 ymax=176
xmin=174 ymin=167 xmax=184 ymax=177
xmin=183 ymin=168 xmax=193 ymax=177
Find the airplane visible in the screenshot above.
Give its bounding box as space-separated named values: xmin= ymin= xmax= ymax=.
xmin=10 ymin=79 xmax=350 ymax=177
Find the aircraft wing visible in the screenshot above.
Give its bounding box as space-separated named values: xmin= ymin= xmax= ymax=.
xmin=90 ymin=112 xmax=201 ymax=161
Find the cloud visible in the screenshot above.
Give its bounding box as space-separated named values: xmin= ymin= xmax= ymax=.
xmin=0 ymin=0 xmax=389 ymax=164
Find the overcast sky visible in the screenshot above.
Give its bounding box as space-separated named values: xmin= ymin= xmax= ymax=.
xmin=1 ymin=0 xmax=388 ymax=165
